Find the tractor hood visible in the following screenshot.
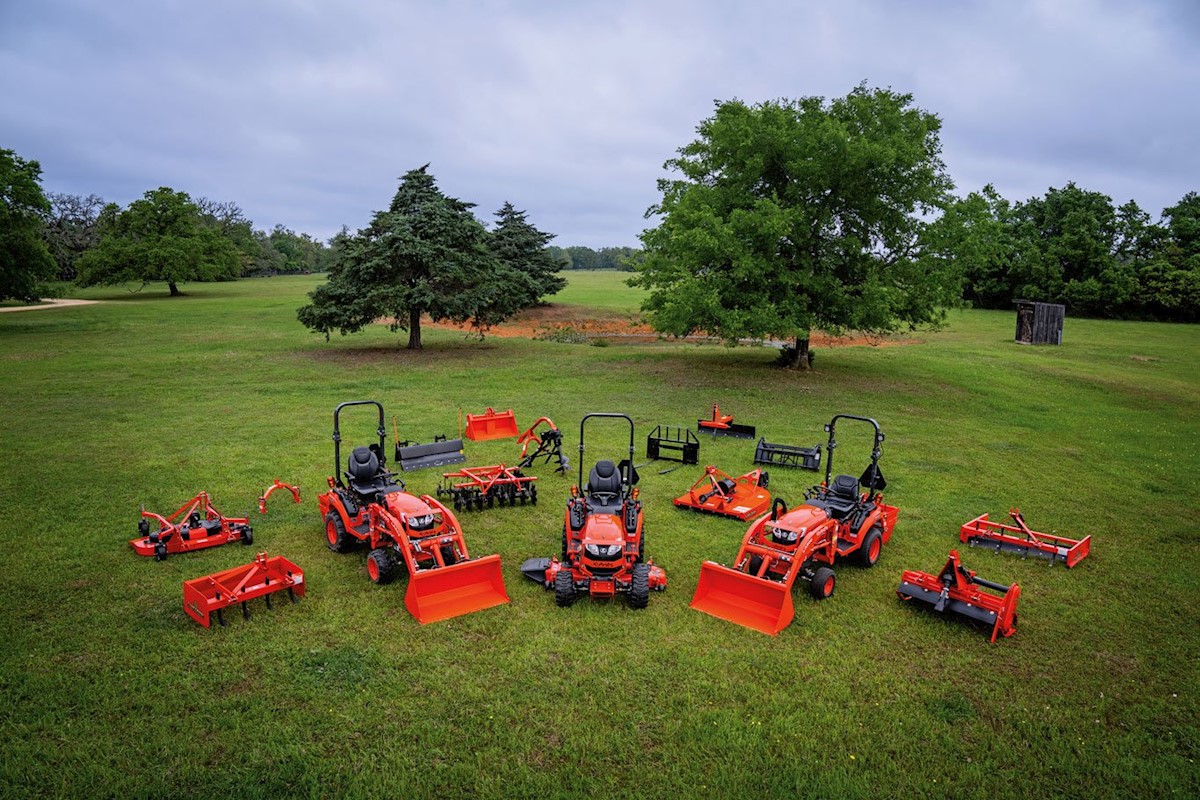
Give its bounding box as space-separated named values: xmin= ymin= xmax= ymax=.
xmin=775 ymin=503 xmax=830 ymax=532
xmin=582 ymin=513 xmax=625 ymax=546
xmin=384 ymin=491 xmax=436 ymax=524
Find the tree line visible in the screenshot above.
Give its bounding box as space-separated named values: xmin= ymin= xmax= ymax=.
xmin=546 ymin=245 xmax=638 ymax=271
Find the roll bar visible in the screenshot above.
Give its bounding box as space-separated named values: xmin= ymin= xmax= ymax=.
xmin=332 ymin=401 xmax=387 ymax=488
xmin=822 ymin=414 xmax=885 ymax=489
xmin=577 ymin=413 xmax=636 ymax=491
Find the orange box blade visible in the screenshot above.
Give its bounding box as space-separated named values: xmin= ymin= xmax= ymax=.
xmin=404 ymin=554 xmax=510 ymax=624
xmin=690 ymin=561 xmax=794 ymax=636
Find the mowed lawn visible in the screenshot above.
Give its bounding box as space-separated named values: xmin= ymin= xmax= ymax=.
xmin=1 ymin=273 xmax=1196 ymax=799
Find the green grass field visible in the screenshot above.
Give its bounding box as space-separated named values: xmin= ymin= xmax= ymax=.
xmin=1 ymin=273 xmax=1197 ymax=799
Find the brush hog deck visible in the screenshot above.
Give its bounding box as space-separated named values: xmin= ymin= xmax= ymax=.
xmin=896 ymin=550 xmax=1020 ymax=643
xmin=673 ymin=466 xmax=770 ymax=521
xmin=960 ymin=509 xmax=1090 ymax=567
xmin=405 ymin=553 xmax=509 ymax=624
xmin=183 ymin=552 xmax=305 ymax=628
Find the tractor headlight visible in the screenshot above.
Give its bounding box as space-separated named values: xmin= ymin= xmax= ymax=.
xmin=407 ymin=513 xmax=435 ymax=531
xmin=584 ymin=543 xmax=623 ymax=559
xmin=769 ymin=526 xmax=798 ymax=545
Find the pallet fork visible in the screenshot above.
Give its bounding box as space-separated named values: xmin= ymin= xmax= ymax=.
xmin=647 ymin=425 xmax=700 ymax=465
xmin=960 ymin=509 xmax=1090 ymax=567
xmin=183 ymin=552 xmax=305 ymax=628
xmin=897 ymin=550 xmax=1020 ymax=643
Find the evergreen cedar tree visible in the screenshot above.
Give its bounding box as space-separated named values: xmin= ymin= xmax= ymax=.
xmin=75 ymin=187 xmax=240 ymax=296
xmin=633 ymin=86 xmax=962 ymax=368
xmin=297 ymin=166 xmax=564 ymax=349
xmin=0 ymin=148 xmax=57 ymax=303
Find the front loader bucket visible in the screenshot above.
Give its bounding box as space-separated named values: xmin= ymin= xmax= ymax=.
xmin=690 ymin=561 xmax=794 ymax=636
xmin=404 ymin=554 xmax=510 ymax=624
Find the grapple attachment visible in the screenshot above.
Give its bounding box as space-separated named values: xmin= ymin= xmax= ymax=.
xmin=960 ymin=509 xmax=1090 ymax=567
xmin=897 ymin=550 xmax=1020 ymax=643
xmin=690 ymin=561 xmax=795 ymax=636
xmin=464 ymin=407 xmax=520 ymax=441
xmin=404 ymin=554 xmax=510 ymax=624
xmin=183 ymin=552 xmax=305 ymax=628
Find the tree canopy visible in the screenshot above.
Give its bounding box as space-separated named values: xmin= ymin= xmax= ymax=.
xmin=76 ymin=187 xmax=240 ymax=296
xmin=0 ymin=148 xmax=57 ymax=302
xmin=633 ymin=86 xmax=959 ymax=367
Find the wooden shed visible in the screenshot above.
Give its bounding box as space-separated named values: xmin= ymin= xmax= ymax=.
xmin=1014 ymin=300 xmax=1064 ymax=345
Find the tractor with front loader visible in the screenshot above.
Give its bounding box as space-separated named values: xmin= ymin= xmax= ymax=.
xmin=690 ymin=414 xmax=898 ymax=635
xmin=521 ymin=413 xmax=666 ymax=608
xmin=318 ymin=401 xmax=510 ymax=624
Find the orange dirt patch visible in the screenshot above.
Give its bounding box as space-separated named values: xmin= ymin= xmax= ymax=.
xmin=423 ymin=304 xmax=920 ymax=348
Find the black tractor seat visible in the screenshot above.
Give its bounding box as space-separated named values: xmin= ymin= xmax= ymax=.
xmin=346 ymin=445 xmax=403 ymax=501
xmin=807 ymin=474 xmax=861 ymax=520
xmin=586 ymin=459 xmax=626 ymax=514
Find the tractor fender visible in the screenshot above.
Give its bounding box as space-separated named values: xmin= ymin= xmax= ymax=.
xmin=853 ymin=507 xmax=885 ymax=541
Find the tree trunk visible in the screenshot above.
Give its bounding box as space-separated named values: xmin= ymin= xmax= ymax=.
xmin=783 ymin=335 xmax=811 ymax=370
xmin=168 ymin=282 xmax=181 ymax=297
xmin=407 ymin=307 xmax=422 ymax=350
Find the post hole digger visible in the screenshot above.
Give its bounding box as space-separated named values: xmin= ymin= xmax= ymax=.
xmin=690 ymin=415 xmax=898 ymax=635
xmin=897 ymin=550 xmax=1020 ymax=643
xmin=521 ymin=413 xmax=666 ymax=608
xmin=318 ymin=401 xmax=509 ymax=624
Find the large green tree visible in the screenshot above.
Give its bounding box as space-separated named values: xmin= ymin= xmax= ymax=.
xmin=43 ymin=192 xmax=106 ymax=282
xmin=0 ymin=148 xmax=57 ymax=302
xmin=297 ymin=166 xmax=499 ymax=350
xmin=76 ymin=187 xmax=240 ymax=296
xmin=633 ymin=86 xmax=959 ymax=368
xmin=487 ymin=202 xmax=566 ymax=310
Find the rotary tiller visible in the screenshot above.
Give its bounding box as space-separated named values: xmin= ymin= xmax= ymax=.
xmin=132 ymin=492 xmax=254 ymax=560
xmin=897 ymin=550 xmax=1020 ymax=643
xmin=520 ymin=413 xmax=666 ymax=609
xmin=319 ymin=401 xmax=510 ymax=624
xmin=183 ymin=552 xmax=305 ymax=628
xmin=690 ymin=414 xmax=898 ymax=635
xmin=960 ymin=508 xmax=1090 ymax=567
xmin=436 ymin=464 xmax=538 ymax=511
xmin=673 ymin=465 xmax=771 ymax=521
xmin=517 ymin=417 xmax=568 ymax=474
xmin=697 ymin=403 xmax=756 ymax=439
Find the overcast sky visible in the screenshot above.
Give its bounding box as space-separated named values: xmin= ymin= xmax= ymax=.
xmin=2 ymin=0 xmax=1197 ymax=248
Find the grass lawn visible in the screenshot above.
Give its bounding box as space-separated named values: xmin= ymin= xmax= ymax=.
xmin=1 ymin=273 xmax=1197 ymax=799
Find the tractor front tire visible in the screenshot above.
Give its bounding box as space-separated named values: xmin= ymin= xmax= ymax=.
xmin=554 ymin=570 xmax=577 ymax=607
xmin=367 ymin=548 xmax=398 ymax=584
xmin=240 ymin=525 xmax=254 ymax=546
xmin=628 ymin=563 xmax=651 ymax=609
xmin=440 ymin=544 xmax=457 ymax=566
xmin=809 ymin=567 xmax=836 ymax=599
xmin=325 ymin=511 xmax=352 ymax=553
xmin=857 ymin=526 xmax=883 ymax=568
xmin=747 ymin=554 xmax=764 ymax=577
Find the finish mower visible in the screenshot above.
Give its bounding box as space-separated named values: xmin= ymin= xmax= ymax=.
xmin=318 ymin=401 xmax=509 ymax=624
xmin=521 ymin=413 xmax=666 ymax=608
xmin=674 ymin=466 xmax=771 ymax=521
xmin=690 ymin=415 xmax=898 ymax=635
xmin=132 ymin=492 xmax=254 ymax=560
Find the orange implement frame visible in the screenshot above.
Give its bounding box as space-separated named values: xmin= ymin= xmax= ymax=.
xmin=259 ymin=480 xmax=302 ymax=514
xmin=405 ymin=553 xmax=509 ymax=624
xmin=183 ymin=552 xmax=305 ymax=628
xmin=464 ymin=407 xmax=520 ymax=441
xmin=897 ymin=550 xmax=1020 ymax=643
xmin=673 ymin=466 xmax=770 ymax=521
xmin=960 ymin=509 xmax=1090 ymax=568
xmin=697 ymin=403 xmax=756 ymax=439
xmin=132 ymin=492 xmax=252 ymax=560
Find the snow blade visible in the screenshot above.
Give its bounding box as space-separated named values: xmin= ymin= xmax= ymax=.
xmin=404 ymin=554 xmax=510 ymax=624
xmin=690 ymin=561 xmax=794 ymax=636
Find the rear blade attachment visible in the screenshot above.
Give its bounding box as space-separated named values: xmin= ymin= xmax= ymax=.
xmin=405 ymin=554 xmax=510 ymax=624
xmin=959 ymin=509 xmax=1090 ymax=567
xmin=182 ymin=552 xmax=305 ymax=628
xmin=690 ymin=561 xmax=795 ymax=636
xmin=396 ymin=437 xmax=467 ymax=472
xmin=896 ymin=550 xmax=1020 ymax=643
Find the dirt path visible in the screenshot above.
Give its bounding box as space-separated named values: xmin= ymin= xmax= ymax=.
xmin=0 ymin=298 xmax=100 ymax=313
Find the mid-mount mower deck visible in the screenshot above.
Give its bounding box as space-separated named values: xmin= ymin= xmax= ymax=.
xmin=690 ymin=415 xmax=898 ymax=635
xmin=521 ymin=413 xmax=666 ymax=608
xmin=674 ymin=466 xmax=771 ymax=521
xmin=897 ymin=550 xmax=1020 ymax=643
xmin=319 ymin=401 xmax=510 ymax=624
xmin=132 ymin=492 xmax=254 ymax=560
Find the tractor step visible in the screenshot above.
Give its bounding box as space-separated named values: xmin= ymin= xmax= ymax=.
xmin=753 ymin=438 xmax=821 ymax=471
xmin=183 ymin=552 xmax=305 ymax=628
xmin=897 ymin=550 xmax=1020 ymax=643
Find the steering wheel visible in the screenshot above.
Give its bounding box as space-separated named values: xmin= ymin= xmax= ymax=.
xmin=590 ymin=491 xmax=619 ymax=503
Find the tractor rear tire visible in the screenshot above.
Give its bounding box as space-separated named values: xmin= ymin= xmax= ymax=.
xmin=628 ymin=563 xmax=651 ymax=609
xmin=367 ymin=548 xmax=397 ymax=584
xmin=325 ymin=511 xmax=352 ymax=553
xmin=857 ymin=526 xmax=883 ymax=568
xmin=554 ymin=569 xmax=577 ymax=607
xmin=809 ymin=567 xmax=836 ymax=599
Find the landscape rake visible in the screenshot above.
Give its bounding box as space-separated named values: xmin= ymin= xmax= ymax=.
xmin=960 ymin=509 xmax=1090 ymax=567
xmin=183 ymin=552 xmax=305 ymax=628
xmin=897 ymin=549 xmax=1020 ymax=643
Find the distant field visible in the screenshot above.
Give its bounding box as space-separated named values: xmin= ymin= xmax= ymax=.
xmin=1 ymin=272 xmax=1196 ymax=798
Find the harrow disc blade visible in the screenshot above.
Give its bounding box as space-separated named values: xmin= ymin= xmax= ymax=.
xmin=405 ymin=554 xmax=510 ymax=624
xmin=690 ymin=561 xmax=794 ymax=636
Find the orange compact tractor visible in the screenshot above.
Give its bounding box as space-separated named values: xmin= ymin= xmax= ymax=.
xmin=318 ymin=401 xmax=509 ymax=624
xmin=690 ymin=414 xmax=898 ymax=635
xmin=520 ymin=413 xmax=666 ymax=608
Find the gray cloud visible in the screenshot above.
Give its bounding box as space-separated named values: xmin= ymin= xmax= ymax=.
xmin=2 ymin=0 xmax=1196 ymax=247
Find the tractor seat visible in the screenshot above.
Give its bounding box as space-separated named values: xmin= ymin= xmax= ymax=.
xmin=809 ymin=474 xmax=861 ymax=519
xmin=347 ymin=446 xmax=397 ymax=499
xmin=586 ymin=460 xmax=624 ymax=514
